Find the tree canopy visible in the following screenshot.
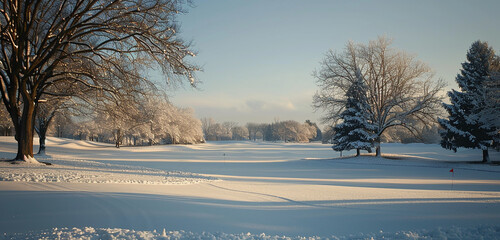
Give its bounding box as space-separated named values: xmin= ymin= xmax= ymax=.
xmin=0 ymin=0 xmax=198 ymax=161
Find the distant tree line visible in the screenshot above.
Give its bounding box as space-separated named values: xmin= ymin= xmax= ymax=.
xmin=0 ymin=94 xmax=205 ymax=153
xmin=82 ymin=95 xmax=205 ymax=148
xmin=201 ymin=118 xmax=321 ymax=143
xmin=321 ymin=119 xmax=442 ymax=145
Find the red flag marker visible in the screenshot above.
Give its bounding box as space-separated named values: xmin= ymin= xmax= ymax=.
xmin=449 ymin=169 xmax=454 ymax=173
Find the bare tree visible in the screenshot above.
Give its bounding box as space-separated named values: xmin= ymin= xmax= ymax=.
xmin=34 ymin=78 xmax=85 ymax=154
xmin=101 ymin=87 xmax=154 ymax=148
xmin=246 ymin=123 xmax=262 ymax=141
xmin=222 ymin=122 xmax=237 ymax=140
xmin=0 ymin=0 xmax=198 ymax=161
xmin=34 ymin=98 xmax=67 ymax=155
xmin=201 ymin=117 xmax=216 ymax=141
xmin=313 ymin=37 xmax=444 ymax=156
xmin=232 ymin=126 xmax=249 ymax=141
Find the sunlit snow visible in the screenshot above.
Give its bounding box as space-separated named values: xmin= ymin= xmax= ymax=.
xmin=0 ymin=137 xmax=499 ymax=239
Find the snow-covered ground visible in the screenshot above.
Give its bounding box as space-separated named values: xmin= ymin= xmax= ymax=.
xmin=0 ymin=136 xmax=499 ymax=239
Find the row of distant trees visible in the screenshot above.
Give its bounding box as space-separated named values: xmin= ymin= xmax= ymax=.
xmin=314 ymin=37 xmax=499 ymax=162
xmin=78 ymin=96 xmax=204 ymax=148
xmin=322 ymin=122 xmax=441 ymax=145
xmin=201 ymin=118 xmax=321 ymax=143
xmin=0 ymin=94 xmax=204 ymax=152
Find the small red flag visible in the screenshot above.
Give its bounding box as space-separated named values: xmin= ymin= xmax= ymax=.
xmin=449 ymin=169 xmax=454 ymax=173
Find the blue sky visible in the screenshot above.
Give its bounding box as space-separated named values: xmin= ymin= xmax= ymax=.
xmin=168 ymin=0 xmax=500 ymax=127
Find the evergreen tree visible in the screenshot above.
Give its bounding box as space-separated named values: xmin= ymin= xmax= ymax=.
xmin=482 ymin=56 xmax=500 ymax=151
xmin=332 ymin=69 xmax=376 ymax=156
xmin=438 ymin=40 xmax=498 ymax=162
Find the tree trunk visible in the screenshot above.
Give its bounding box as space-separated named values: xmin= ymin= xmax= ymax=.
xmin=38 ymin=136 xmax=46 ymax=155
xmin=15 ymin=101 xmax=37 ymax=162
xmin=482 ymin=149 xmax=489 ymax=163
xmin=356 ymin=148 xmax=360 ymax=157
xmin=36 ymin=118 xmax=50 ymax=155
xmin=115 ymin=129 xmax=121 ymax=148
xmin=374 ymin=136 xmax=381 ymax=157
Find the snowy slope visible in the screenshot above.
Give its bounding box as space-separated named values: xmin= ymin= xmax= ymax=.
xmin=0 ymin=137 xmax=499 ymax=239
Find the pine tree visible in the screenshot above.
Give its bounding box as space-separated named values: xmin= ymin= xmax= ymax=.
xmin=438 ymin=40 xmax=498 ymax=162
xmin=482 ymin=56 xmax=500 ymax=151
xmin=332 ymin=69 xmax=376 ymax=156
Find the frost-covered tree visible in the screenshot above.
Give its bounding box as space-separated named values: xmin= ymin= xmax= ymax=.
xmin=0 ymin=0 xmax=198 ymax=162
xmin=50 ymin=111 xmax=76 ymax=139
xmin=147 ymin=98 xmax=204 ymax=145
xmin=105 ymin=93 xmax=149 ymax=148
xmin=232 ymin=126 xmax=249 ymax=141
xmin=260 ymin=120 xmax=316 ymax=143
xmin=72 ymin=94 xmax=204 ymax=146
xmin=202 ymin=120 xmax=246 ymax=141
xmin=482 ymin=56 xmax=500 ymax=149
xmin=332 ymin=69 xmax=376 ymax=156
xmin=34 ymin=79 xmax=84 ymax=154
xmin=246 ymin=123 xmax=261 ymax=141
xmin=438 ymin=41 xmax=499 ymax=162
xmin=314 ymin=37 xmax=444 ymax=156
xmin=222 ymin=122 xmax=238 ymax=140
xmin=201 ymin=118 xmax=216 ymax=141
xmin=305 ymin=120 xmax=322 ymax=142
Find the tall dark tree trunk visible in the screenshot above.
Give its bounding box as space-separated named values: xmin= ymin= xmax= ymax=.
xmin=15 ymin=101 xmax=36 ymax=161
xmin=375 ymin=136 xmax=381 ymax=157
xmin=36 ymin=122 xmax=49 ymax=155
xmin=115 ymin=129 xmax=121 ymax=148
xmin=38 ymin=135 xmax=46 ymax=155
xmin=482 ymin=149 xmax=489 ymax=163
xmin=35 ymin=106 xmax=57 ymax=156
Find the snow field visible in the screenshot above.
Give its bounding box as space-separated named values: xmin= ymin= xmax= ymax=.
xmin=0 ymin=137 xmax=500 ymax=239
xmin=0 ymin=159 xmax=215 ymax=185
xmin=2 ymin=225 xmax=500 ymax=240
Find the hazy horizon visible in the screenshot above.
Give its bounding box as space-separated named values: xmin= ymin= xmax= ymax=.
xmin=166 ymin=0 xmax=500 ymax=127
